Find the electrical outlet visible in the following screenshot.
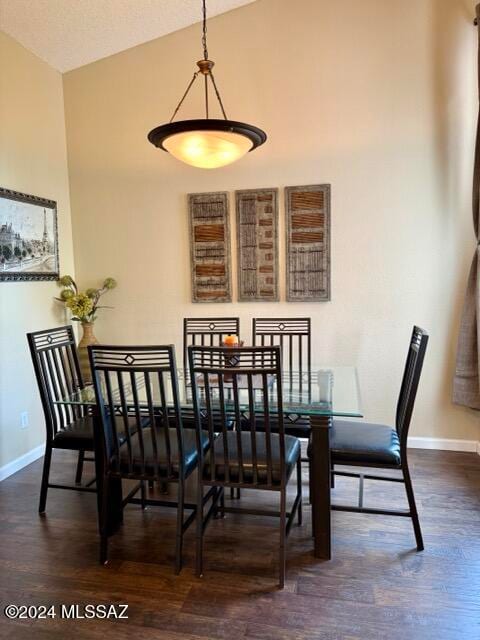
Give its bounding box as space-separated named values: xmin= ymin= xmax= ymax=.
xmin=20 ymin=411 xmax=29 ymax=429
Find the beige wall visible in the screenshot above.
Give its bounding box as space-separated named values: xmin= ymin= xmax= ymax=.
xmin=64 ymin=0 xmax=480 ymax=441
xmin=0 ymin=31 xmax=74 ymax=468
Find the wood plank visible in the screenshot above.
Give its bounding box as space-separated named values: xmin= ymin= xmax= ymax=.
xmin=195 ymin=290 xmax=228 ymax=299
xmin=291 ymin=231 xmax=323 ymax=244
xmin=194 ymin=225 xmax=225 ymax=243
xmin=291 ymin=213 xmax=324 ymax=228
xmin=195 ymin=264 xmax=226 ymax=277
xmin=291 ymin=191 xmax=324 ymax=210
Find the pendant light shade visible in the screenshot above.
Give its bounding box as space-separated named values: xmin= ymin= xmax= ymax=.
xmin=148 ymin=119 xmax=266 ymax=169
xmin=163 ymin=130 xmax=252 ymax=169
xmin=147 ymin=1 xmax=266 ymax=168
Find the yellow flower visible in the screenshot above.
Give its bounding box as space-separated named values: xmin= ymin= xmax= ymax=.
xmin=103 ymin=277 xmax=117 ymax=290
xmin=60 ymin=289 xmax=74 ymax=301
xmin=66 ymin=293 xmax=94 ymax=320
xmin=85 ymin=288 xmax=98 ymax=298
xmin=58 ymin=275 xmax=74 ymax=287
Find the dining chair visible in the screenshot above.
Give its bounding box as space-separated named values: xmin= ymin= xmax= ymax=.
xmin=251 ymin=318 xmax=313 ymax=501
xmin=189 ymin=344 xmax=302 ymax=588
xmin=27 ymin=326 xmax=97 ymax=513
xmin=322 ymin=326 xmax=429 ymax=550
xmin=182 ymin=317 xmax=239 ymax=434
xmin=252 ymin=318 xmax=312 ymax=438
xmin=183 ymin=317 xmax=240 ymax=373
xmin=252 ymin=317 xmax=311 ymax=371
xmin=89 ymin=344 xmax=208 ymax=572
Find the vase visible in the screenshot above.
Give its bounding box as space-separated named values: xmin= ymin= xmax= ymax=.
xmin=78 ymin=321 xmax=99 ymax=384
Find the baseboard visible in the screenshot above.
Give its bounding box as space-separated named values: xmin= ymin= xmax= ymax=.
xmin=0 ymin=437 xmax=478 ymax=482
xmin=0 ymin=443 xmax=45 ymax=482
xmin=408 ymin=437 xmax=480 ymax=454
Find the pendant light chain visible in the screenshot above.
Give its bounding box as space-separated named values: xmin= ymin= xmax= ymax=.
xmin=203 ymin=0 xmax=209 ymax=118
xmin=202 ymin=0 xmax=227 ymax=119
xmin=202 ymin=0 xmax=209 ymax=60
xmin=167 ymin=0 xmax=208 ymax=122
xmin=166 ymin=0 xmax=232 ymax=123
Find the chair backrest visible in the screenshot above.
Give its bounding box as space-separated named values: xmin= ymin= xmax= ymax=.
xmin=89 ymin=344 xmax=185 ymax=480
xmin=27 ymin=325 xmax=84 ymax=440
xmin=183 ymin=318 xmax=240 ymax=372
xmin=188 ymin=344 xmax=286 ymax=489
xmin=395 ymin=326 xmax=429 ymax=447
xmin=252 ymin=318 xmax=311 ymax=394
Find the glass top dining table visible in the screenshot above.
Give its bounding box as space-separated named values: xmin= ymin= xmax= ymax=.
xmin=54 ymin=366 xmax=362 ymax=419
xmin=54 ymin=365 xmax=362 ymax=562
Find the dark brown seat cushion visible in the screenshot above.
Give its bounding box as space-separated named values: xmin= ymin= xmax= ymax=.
xmin=53 ymin=416 xmax=96 ymax=450
xmin=330 ymin=420 xmax=401 ymax=466
xmin=118 ymin=427 xmax=210 ymax=478
xmin=203 ymin=431 xmax=301 ymax=485
xmin=53 ymin=416 xmax=145 ymax=451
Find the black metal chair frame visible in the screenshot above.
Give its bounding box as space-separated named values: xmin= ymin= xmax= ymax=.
xmin=252 ymin=317 xmax=312 ymax=487
xmin=252 ymin=318 xmax=312 ymax=424
xmin=89 ymin=343 xmax=215 ymax=573
xmin=27 ymin=326 xmax=96 ymax=514
xmin=184 ymin=317 xmax=241 ymax=500
xmin=189 ymin=344 xmax=302 ymax=588
xmin=252 ymin=317 xmax=311 ymax=372
xmin=183 ymin=317 xmax=241 ymax=373
xmin=329 ymin=326 xmax=429 ymax=551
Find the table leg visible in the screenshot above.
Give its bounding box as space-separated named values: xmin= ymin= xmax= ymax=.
xmin=309 ymin=415 xmax=332 ymax=559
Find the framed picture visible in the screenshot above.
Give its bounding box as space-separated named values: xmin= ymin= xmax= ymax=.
xmin=236 ymin=188 xmax=279 ymax=301
xmin=188 ymin=191 xmax=232 ymax=302
xmin=285 ymin=184 xmax=331 ymax=301
xmin=0 ymin=187 xmax=59 ymax=282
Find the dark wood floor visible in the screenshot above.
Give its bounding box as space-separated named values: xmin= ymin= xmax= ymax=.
xmin=0 ymin=448 xmax=479 ymax=639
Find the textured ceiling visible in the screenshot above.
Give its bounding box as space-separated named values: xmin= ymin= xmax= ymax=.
xmin=0 ymin=0 xmax=256 ymax=72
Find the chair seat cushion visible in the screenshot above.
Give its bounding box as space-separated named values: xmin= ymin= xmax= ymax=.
xmin=53 ymin=416 xmax=95 ymax=450
xmin=241 ymin=415 xmax=311 ymax=439
xmin=118 ymin=427 xmax=209 ymax=478
xmin=203 ymin=431 xmax=301 ymax=485
xmin=330 ymin=420 xmax=401 ymax=466
xmin=53 ymin=416 xmax=146 ymax=451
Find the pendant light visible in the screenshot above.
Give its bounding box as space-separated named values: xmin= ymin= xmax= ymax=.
xmin=147 ymin=0 xmax=266 ymax=169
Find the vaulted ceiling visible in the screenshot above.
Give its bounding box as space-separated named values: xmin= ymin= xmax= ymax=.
xmin=0 ymin=0 xmax=256 ymax=72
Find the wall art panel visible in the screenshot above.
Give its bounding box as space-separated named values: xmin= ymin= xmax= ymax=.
xmin=189 ymin=191 xmax=232 ymax=302
xmin=236 ymin=188 xmax=279 ymax=302
xmin=285 ymin=184 xmax=330 ymax=301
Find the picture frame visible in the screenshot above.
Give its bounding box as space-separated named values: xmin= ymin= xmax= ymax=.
xmin=236 ymin=188 xmax=279 ymax=302
xmin=285 ymin=184 xmax=331 ymax=301
xmin=188 ymin=191 xmax=232 ymax=302
xmin=0 ymin=187 xmax=59 ymax=282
